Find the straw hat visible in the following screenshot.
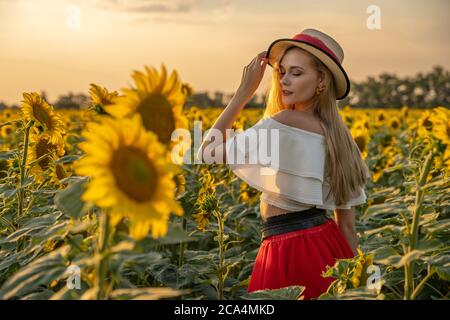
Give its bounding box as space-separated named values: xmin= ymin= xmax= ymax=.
xmin=266 ymin=28 xmax=350 ymax=100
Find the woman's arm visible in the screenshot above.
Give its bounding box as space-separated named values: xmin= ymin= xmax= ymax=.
xmin=197 ymin=51 xmax=268 ymax=164
xmin=197 ymin=92 xmax=250 ymax=163
xmin=334 ymin=207 xmax=358 ymax=256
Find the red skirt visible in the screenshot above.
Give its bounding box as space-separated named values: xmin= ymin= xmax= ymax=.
xmin=247 ymin=218 xmax=355 ymax=300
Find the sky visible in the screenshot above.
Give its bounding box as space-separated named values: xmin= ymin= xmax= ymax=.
xmin=0 ymin=0 xmax=449 ymax=105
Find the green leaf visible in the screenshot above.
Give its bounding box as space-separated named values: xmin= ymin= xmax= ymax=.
xmin=373 ymin=247 xmax=402 ymax=266
xmin=394 ymin=250 xmax=424 ymax=268
xmin=2 ymin=213 xmax=62 ymax=243
xmin=118 ymin=251 xmax=162 ymax=276
xmin=0 ymin=184 xmax=18 ymax=198
xmin=109 ymin=287 xmax=189 ymax=300
xmin=421 ymin=219 xmax=450 ymax=235
xmin=54 ymin=154 xmax=82 ymax=164
xmin=318 ymin=287 xmax=384 ymax=300
xmin=240 ymin=285 xmax=305 ymax=300
xmin=363 ymin=224 xmax=404 ymax=237
xmin=362 ymin=203 xmax=405 ymax=219
xmin=139 ymin=224 xmax=198 ymax=246
xmin=0 ymin=150 xmax=17 ymax=160
xmin=148 ymin=263 xmax=201 ymax=289
xmin=415 ymin=238 xmax=444 ymax=252
xmin=0 ymin=246 xmax=70 ymax=299
xmin=425 ymin=254 xmax=450 ymax=281
xmin=54 ymin=177 xmax=89 ymax=219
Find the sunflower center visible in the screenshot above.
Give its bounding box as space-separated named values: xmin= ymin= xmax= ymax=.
xmin=36 ymin=138 xmax=55 ymax=170
xmin=422 ymin=118 xmax=432 ymax=131
xmin=110 ymin=146 xmax=158 ymax=203
xmin=355 ymin=136 xmax=366 ymax=152
xmin=137 ymin=94 xmax=176 ymax=145
xmin=32 ymin=104 xmax=53 ymax=129
xmin=55 ymin=164 xmax=67 ymax=180
xmin=391 ymin=120 xmax=399 ymax=129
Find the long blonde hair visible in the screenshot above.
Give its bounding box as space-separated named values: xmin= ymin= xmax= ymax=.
xmin=263 ymin=46 xmax=370 ymax=206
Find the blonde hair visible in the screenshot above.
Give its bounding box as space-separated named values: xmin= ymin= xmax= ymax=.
xmin=263 ymin=46 xmax=370 ymax=206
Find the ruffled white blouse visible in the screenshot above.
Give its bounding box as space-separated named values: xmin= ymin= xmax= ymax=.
xmin=223 ymin=117 xmax=367 ymax=211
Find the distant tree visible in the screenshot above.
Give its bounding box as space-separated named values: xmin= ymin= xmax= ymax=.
xmin=342 ymin=65 xmax=449 ymax=109
xmin=54 ymin=92 xmax=89 ymax=109
xmin=213 ymin=91 xmax=224 ymax=107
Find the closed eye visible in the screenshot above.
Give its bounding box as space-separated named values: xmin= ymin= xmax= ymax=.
xmin=279 ymin=71 xmax=302 ymax=76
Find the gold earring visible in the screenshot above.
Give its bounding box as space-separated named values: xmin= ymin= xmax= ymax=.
xmin=315 ymin=85 xmax=325 ymax=95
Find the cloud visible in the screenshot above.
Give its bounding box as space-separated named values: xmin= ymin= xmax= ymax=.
xmin=92 ymin=0 xmax=231 ymax=14
xmin=90 ymin=0 xmax=234 ymax=25
xmin=92 ymin=0 xmax=190 ymax=13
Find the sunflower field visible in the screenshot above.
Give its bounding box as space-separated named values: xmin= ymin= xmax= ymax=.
xmin=0 ymin=65 xmax=449 ymax=300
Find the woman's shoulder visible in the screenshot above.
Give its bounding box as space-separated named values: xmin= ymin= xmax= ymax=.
xmin=270 ymin=110 xmax=326 ymax=137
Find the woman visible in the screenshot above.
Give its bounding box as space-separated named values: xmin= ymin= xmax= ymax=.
xmin=197 ymin=28 xmax=371 ymax=300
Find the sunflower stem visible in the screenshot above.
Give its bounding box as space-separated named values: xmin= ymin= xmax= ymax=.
xmin=96 ymin=212 xmax=112 ymax=300
xmin=24 ymin=177 xmax=50 ymax=215
xmin=17 ymin=120 xmax=33 ymax=219
xmin=178 ymin=217 xmax=187 ymax=267
xmin=404 ymin=149 xmax=434 ymax=300
xmin=213 ymin=209 xmax=225 ymax=300
xmin=411 ymin=269 xmax=436 ymax=300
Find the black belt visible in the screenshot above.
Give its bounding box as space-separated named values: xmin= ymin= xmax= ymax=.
xmin=261 ymin=206 xmax=329 ymax=240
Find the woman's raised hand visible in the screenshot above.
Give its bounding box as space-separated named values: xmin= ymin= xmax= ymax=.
xmin=236 ymin=51 xmax=268 ymax=102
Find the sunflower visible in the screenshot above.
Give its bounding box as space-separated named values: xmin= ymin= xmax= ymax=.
xmin=372 ymin=169 xmax=384 ymax=183
xmin=374 ymin=110 xmax=387 ymax=128
xmin=388 ymin=116 xmax=401 ymax=130
xmin=339 ymin=107 xmax=354 ymax=127
xmin=27 ymin=131 xmax=65 ymax=183
xmin=88 ymin=83 xmax=119 ymax=115
xmin=350 ymin=126 xmax=370 ymax=159
xmin=181 ymin=82 xmax=194 ymax=97
xmin=350 ymin=260 xmax=363 ymax=288
xmin=400 ymin=106 xmax=409 ymax=119
xmin=239 ymin=181 xmax=259 ymax=206
xmin=21 ymin=92 xmax=65 ymax=144
xmin=74 ymin=114 xmax=184 ymax=240
xmin=198 ymin=168 xmax=216 ymax=194
xmin=350 ymin=247 xmax=375 ymax=289
xmin=192 ymin=191 xmax=218 ymax=232
xmin=49 ymin=163 xmax=72 ymax=188
xmin=187 ymin=108 xmax=210 ymax=130
xmin=432 ymin=107 xmax=450 ymax=146
xmin=4 ymin=109 xmax=12 ymax=119
xmin=192 ymin=211 xmax=209 ymax=232
xmin=174 ymin=173 xmax=186 ymax=198
xmin=417 ymin=110 xmax=434 ymax=138
xmin=105 ymin=65 xmax=189 ymax=148
xmin=352 ymin=117 xmax=370 ymax=131
xmin=1 ymin=125 xmax=13 ymax=138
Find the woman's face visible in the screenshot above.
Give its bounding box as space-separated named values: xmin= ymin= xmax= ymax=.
xmin=278 ymin=48 xmax=322 ymax=107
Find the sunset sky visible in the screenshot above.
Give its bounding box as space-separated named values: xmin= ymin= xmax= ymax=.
xmin=0 ymin=0 xmax=449 ymax=105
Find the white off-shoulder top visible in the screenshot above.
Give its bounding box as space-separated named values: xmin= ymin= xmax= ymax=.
xmin=223 ymin=117 xmax=367 ymax=211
